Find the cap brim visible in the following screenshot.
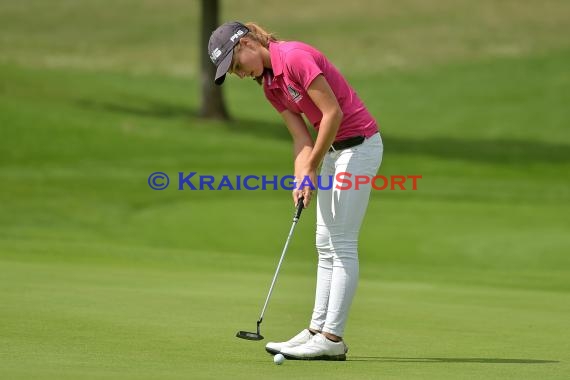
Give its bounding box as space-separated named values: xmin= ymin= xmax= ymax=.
xmin=214 ymin=52 xmax=233 ymax=86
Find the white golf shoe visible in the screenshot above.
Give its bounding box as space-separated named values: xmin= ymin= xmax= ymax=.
xmin=281 ymin=333 xmax=348 ymax=361
xmin=265 ymin=329 xmax=313 ymax=355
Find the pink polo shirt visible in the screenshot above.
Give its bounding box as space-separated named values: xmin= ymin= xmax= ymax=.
xmin=263 ymin=41 xmax=378 ymax=142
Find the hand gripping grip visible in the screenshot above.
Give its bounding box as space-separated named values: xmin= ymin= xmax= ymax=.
xmin=294 ymin=196 xmax=304 ymax=222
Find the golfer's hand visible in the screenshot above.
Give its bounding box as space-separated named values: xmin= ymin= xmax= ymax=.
xmin=293 ymin=172 xmax=316 ymax=208
xmin=293 ymin=189 xmax=313 ymax=209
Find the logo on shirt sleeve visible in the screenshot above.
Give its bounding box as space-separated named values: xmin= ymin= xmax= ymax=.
xmin=287 ymin=85 xmax=303 ymax=103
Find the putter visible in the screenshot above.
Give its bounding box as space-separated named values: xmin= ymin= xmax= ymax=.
xmin=236 ymin=196 xmax=305 ymax=341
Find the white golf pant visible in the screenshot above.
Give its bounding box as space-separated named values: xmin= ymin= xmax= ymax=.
xmin=309 ymin=132 xmax=383 ymax=337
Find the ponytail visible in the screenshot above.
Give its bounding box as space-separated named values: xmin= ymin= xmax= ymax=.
xmin=245 ymin=22 xmax=278 ymax=48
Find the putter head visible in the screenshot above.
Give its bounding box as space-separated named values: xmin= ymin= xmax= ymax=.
xmin=236 ymin=331 xmax=264 ymax=340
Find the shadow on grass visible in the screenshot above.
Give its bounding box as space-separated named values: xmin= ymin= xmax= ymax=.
xmin=76 ymin=98 xmax=290 ymax=141
xmin=349 ymin=356 xmax=559 ymax=364
xmin=75 ymin=98 xmax=570 ymax=163
xmin=76 ymin=98 xmax=198 ymax=119
xmin=387 ymin=136 xmax=570 ymax=164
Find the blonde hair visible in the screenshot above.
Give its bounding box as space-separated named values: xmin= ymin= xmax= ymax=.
xmin=237 ymin=22 xmax=277 ymax=85
xmin=244 ymin=22 xmax=278 ymax=48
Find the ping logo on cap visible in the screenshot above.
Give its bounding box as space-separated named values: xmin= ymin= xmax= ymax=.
xmin=230 ymin=29 xmax=245 ymax=43
xmin=210 ymin=48 xmax=222 ymax=63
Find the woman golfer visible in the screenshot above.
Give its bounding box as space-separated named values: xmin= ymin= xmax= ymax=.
xmin=208 ymin=22 xmax=383 ymax=360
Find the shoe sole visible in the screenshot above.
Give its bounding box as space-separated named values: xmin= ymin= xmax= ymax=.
xmin=265 ymin=347 xmax=280 ymax=356
xmin=281 ymin=353 xmax=346 ymax=361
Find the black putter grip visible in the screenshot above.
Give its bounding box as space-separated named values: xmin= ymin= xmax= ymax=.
xmin=294 ymin=196 xmax=305 ymax=221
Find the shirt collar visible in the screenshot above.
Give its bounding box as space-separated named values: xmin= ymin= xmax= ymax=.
xmin=269 ymin=41 xmax=283 ymax=76
xmin=265 ymin=41 xmax=283 ymax=89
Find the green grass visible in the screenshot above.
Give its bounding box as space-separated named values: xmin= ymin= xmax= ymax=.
xmin=1 ymin=1 xmax=569 ymax=379
xmin=1 ymin=254 xmax=568 ymax=380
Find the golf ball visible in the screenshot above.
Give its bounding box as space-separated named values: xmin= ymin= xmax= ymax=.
xmin=273 ymin=353 xmax=285 ymax=365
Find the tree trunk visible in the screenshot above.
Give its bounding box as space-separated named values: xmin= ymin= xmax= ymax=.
xmin=199 ymin=0 xmax=229 ymax=120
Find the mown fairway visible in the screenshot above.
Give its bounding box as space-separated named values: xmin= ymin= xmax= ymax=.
xmin=1 ymin=1 xmax=569 ymax=379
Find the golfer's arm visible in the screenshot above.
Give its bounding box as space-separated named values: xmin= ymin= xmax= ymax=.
xmin=306 ymin=75 xmax=343 ymax=170
xmin=280 ymin=110 xmax=314 ymax=178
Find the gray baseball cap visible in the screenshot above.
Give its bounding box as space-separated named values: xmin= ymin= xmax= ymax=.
xmin=208 ymin=21 xmax=250 ymax=85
